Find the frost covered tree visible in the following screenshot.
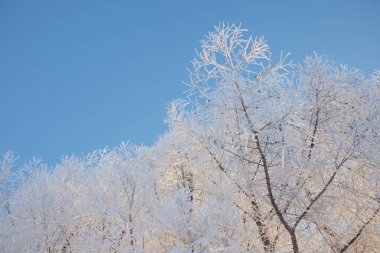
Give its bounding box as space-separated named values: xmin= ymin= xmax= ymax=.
xmin=1 ymin=145 xmax=159 ymax=253
xmin=0 ymin=24 xmax=379 ymax=253
xmin=167 ymin=24 xmax=380 ymax=252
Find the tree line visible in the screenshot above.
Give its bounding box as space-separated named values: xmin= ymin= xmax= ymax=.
xmin=1 ymin=24 xmax=379 ymax=253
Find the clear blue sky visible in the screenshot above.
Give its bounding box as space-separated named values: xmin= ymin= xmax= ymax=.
xmin=1 ymin=0 xmax=379 ymax=165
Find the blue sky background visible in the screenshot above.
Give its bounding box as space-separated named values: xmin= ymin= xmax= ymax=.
xmin=1 ymin=0 xmax=379 ymax=166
